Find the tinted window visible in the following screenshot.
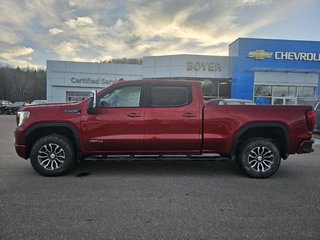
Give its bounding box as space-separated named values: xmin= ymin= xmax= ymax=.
xmin=98 ymin=86 xmax=141 ymax=108
xmin=244 ymin=102 xmax=256 ymax=105
xmin=207 ymin=100 xmax=220 ymax=105
xmin=151 ymin=86 xmax=191 ymax=107
xmin=225 ymin=101 xmax=242 ymax=105
xmin=12 ymin=102 xmax=25 ymax=107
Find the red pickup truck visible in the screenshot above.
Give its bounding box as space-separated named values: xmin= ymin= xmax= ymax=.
xmin=14 ymin=80 xmax=315 ymax=178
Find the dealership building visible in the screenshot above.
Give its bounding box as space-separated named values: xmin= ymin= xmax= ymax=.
xmin=47 ymin=38 xmax=320 ymax=105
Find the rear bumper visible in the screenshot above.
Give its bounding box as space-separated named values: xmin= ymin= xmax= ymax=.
xmin=297 ymin=140 xmax=314 ymax=154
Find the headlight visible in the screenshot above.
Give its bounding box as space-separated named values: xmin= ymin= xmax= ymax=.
xmin=17 ymin=111 xmax=30 ymax=126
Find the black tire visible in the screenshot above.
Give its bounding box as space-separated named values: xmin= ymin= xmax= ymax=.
xmin=237 ymin=137 xmax=281 ymax=178
xmin=30 ymin=134 xmax=75 ymax=176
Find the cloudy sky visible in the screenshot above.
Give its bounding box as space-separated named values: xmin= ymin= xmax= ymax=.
xmin=0 ymin=0 xmax=319 ymax=68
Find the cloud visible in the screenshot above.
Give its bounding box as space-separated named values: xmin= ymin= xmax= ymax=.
xmin=54 ymin=41 xmax=77 ymax=58
xmin=65 ymin=16 xmax=94 ymax=28
xmin=0 ymin=46 xmax=34 ymax=59
xmin=241 ymin=0 xmax=272 ymax=5
xmin=49 ymin=28 xmax=64 ymax=35
xmin=0 ymin=29 xmax=22 ymax=45
xmin=53 ymin=40 xmax=94 ymax=62
xmin=0 ymin=46 xmax=39 ymax=68
xmin=0 ymin=0 xmax=318 ymax=68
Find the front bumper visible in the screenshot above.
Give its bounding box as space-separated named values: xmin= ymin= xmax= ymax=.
xmin=15 ymin=144 xmax=27 ymax=159
xmin=14 ymin=128 xmax=27 ymax=159
xmin=297 ymin=140 xmax=314 ymax=154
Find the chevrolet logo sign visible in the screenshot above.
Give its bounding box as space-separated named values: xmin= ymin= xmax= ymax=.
xmin=248 ymin=50 xmax=273 ymax=60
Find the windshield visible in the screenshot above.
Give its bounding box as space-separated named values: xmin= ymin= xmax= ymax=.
xmin=12 ymin=102 xmax=24 ymax=107
xmin=31 ymin=100 xmax=47 ymax=105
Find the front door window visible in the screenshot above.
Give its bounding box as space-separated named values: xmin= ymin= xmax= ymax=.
xmin=98 ymin=86 xmax=141 ymax=107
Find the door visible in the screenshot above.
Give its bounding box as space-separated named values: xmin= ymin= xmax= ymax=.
xmin=144 ymin=84 xmax=202 ymax=153
xmin=82 ymin=85 xmax=145 ymax=153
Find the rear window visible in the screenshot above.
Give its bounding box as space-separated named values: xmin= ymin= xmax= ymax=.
xmin=151 ymin=86 xmax=192 ymax=107
xmin=244 ymin=102 xmax=256 ymax=105
xmin=225 ymin=101 xmax=242 ymax=105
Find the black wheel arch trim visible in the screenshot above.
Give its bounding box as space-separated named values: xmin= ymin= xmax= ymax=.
xmin=232 ymin=122 xmax=290 ymax=157
xmin=23 ymin=122 xmax=81 ymax=152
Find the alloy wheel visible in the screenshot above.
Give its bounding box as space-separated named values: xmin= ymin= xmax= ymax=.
xmin=248 ymin=146 xmax=274 ymax=173
xmin=38 ymin=143 xmax=65 ymax=170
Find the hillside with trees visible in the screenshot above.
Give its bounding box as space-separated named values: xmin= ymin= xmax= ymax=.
xmin=0 ymin=67 xmax=46 ymax=102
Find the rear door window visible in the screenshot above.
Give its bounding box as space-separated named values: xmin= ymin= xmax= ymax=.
xmin=150 ymin=86 xmax=192 ymax=107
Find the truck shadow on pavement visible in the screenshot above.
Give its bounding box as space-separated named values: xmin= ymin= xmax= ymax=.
xmin=72 ymin=159 xmax=244 ymax=178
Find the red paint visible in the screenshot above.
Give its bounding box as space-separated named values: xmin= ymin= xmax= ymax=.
xmin=14 ymin=79 xmax=314 ymax=159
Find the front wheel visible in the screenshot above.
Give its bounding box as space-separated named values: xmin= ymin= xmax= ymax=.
xmin=30 ymin=134 xmax=75 ymax=176
xmin=237 ymin=137 xmax=281 ymax=178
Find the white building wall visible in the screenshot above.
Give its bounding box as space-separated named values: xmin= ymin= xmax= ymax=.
xmin=47 ymin=55 xmax=231 ymax=102
xmin=47 ymin=60 xmax=143 ymax=102
xmin=254 ymin=72 xmax=318 ymax=86
xmin=143 ymin=55 xmax=230 ymax=79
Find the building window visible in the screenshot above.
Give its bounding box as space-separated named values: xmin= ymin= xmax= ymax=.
xmin=297 ymin=87 xmax=315 ymax=97
xmin=254 ymin=85 xmax=272 ymax=96
xmin=254 ymin=85 xmax=317 ymax=106
xmin=288 ymin=87 xmax=296 ymax=97
xmin=254 ymin=85 xmax=272 ymax=105
xmin=273 ymin=86 xmax=290 ymax=97
xmin=202 ymin=80 xmax=216 ymax=96
xmin=219 ymin=79 xmax=232 ymax=98
xmin=202 ymin=79 xmax=231 ymax=100
xmin=66 ymin=91 xmax=91 ymax=102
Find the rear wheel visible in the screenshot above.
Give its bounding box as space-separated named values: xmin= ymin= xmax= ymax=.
xmin=237 ymin=137 xmax=281 ymax=178
xmin=30 ymin=134 xmax=75 ymax=176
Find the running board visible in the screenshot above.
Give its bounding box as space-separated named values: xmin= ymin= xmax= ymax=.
xmin=83 ymin=154 xmax=230 ymax=161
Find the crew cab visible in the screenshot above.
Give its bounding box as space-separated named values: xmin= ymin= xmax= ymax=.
xmin=14 ymin=80 xmax=315 ymax=178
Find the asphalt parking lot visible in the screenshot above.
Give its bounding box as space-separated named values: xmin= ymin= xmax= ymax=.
xmin=0 ymin=115 xmax=320 ymax=240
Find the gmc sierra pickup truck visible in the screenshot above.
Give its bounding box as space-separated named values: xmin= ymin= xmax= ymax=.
xmin=14 ymin=80 xmax=315 ymax=178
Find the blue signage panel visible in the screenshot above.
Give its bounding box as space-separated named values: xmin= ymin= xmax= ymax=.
xmin=229 ymin=38 xmax=320 ymax=102
xmin=255 ymin=97 xmax=271 ymax=105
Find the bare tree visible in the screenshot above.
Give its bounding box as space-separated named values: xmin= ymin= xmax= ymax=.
xmin=0 ymin=67 xmax=46 ymax=102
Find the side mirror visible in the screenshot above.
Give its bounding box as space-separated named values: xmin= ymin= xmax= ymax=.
xmin=92 ymin=89 xmax=97 ymax=108
xmin=87 ymin=90 xmax=97 ymax=114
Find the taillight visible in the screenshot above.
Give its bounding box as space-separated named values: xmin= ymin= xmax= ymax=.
xmin=306 ymin=111 xmax=315 ymax=132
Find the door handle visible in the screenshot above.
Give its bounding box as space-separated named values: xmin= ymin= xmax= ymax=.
xmin=127 ymin=112 xmax=142 ymax=118
xmin=183 ymin=113 xmax=196 ymax=118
